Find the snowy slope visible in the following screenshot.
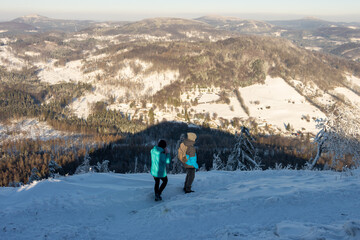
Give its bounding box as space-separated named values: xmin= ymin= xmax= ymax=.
xmin=0 ymin=118 xmax=75 ymax=141
xmin=239 ymin=77 xmax=326 ymax=133
xmin=1 ymin=170 xmax=360 ymax=240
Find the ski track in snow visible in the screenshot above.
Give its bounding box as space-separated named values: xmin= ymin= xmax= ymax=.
xmin=1 ymin=170 xmax=360 ymax=240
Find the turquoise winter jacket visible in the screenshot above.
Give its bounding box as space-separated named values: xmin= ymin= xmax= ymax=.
xmin=150 ymin=146 xmax=171 ymax=178
xmin=185 ymin=154 xmax=199 ymax=169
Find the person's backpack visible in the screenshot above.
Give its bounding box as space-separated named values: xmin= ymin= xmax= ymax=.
xmin=177 ymin=142 xmax=188 ymax=163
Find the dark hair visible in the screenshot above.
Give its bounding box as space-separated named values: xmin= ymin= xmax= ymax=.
xmin=158 ymin=139 xmax=167 ymax=149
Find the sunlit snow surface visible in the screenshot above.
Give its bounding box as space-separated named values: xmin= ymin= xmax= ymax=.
xmin=1 ymin=170 xmax=360 ymax=239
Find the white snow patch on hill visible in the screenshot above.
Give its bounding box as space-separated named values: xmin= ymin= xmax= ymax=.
xmin=192 ymin=97 xmax=247 ymax=120
xmin=347 ymin=75 xmax=360 ymax=87
xmin=36 ymin=60 xmax=90 ymax=84
xmin=69 ymin=90 xmax=108 ymax=119
xmin=333 ymin=87 xmax=360 ymax=106
xmin=239 ymin=77 xmax=326 ymax=133
xmin=0 ymin=45 xmax=26 ymax=70
xmin=180 ymin=87 xmax=247 ymax=121
xmin=87 ymin=53 xmax=108 ymax=61
xmin=117 ymin=59 xmax=179 ymax=95
xmin=305 ymin=46 xmax=322 ymax=51
xmin=198 ymin=93 xmax=220 ymax=103
xmin=0 ymin=118 xmax=73 ymax=142
xmin=291 ymin=79 xmax=335 ymax=106
xmin=1 ymin=170 xmax=360 ymax=240
xmin=24 ymin=51 xmax=41 ymax=57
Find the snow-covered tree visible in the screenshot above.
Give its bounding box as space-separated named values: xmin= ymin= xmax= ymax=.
xmin=212 ymin=152 xmax=224 ymax=170
xmin=28 ymin=167 xmax=40 ymax=184
xmin=95 ymin=160 xmax=110 ymax=173
xmin=309 ymin=105 xmax=360 ymax=169
xmin=199 ymin=163 xmax=207 ymax=171
xmin=75 ymin=152 xmax=92 ymax=174
xmin=226 ymin=126 xmax=261 ymax=171
xmin=170 ymin=133 xmax=186 ymax=174
xmin=48 ymin=159 xmax=62 ymax=178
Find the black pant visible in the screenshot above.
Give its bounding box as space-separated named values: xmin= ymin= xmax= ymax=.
xmin=154 ymin=176 xmax=168 ymax=195
xmin=184 ymin=168 xmax=195 ymax=191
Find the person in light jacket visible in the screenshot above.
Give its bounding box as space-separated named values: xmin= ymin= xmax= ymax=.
xmin=150 ymin=139 xmax=171 ymax=201
xmin=178 ymin=132 xmax=198 ymax=193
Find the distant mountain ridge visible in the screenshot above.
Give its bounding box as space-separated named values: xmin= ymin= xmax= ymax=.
xmin=2 ymin=14 xmax=96 ymax=33
xmin=195 ymin=15 xmax=278 ymax=34
xmin=12 ymin=14 xmax=52 ymax=24
xmin=0 ymin=21 xmax=36 ymax=33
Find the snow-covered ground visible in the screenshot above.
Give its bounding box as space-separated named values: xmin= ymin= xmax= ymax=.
xmin=0 ymin=118 xmax=74 ymax=142
xmin=1 ymin=170 xmax=360 ymax=240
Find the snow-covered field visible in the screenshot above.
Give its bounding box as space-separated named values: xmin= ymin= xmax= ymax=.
xmin=239 ymin=77 xmax=326 ymax=133
xmin=1 ymin=170 xmax=360 ymax=240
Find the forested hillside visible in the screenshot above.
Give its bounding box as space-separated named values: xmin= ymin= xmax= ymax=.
xmin=1 ymin=16 xmax=360 ymax=186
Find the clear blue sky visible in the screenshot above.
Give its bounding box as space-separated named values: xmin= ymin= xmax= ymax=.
xmin=1 ymin=0 xmax=360 ymax=22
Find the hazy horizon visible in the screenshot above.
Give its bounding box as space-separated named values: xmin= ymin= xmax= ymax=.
xmin=1 ymin=0 xmax=360 ymax=23
xmin=1 ymin=12 xmax=360 ymax=23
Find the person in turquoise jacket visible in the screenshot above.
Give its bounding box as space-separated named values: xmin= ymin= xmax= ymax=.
xmin=150 ymin=139 xmax=171 ymax=201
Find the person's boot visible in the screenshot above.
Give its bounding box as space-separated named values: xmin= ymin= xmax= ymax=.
xmin=155 ymin=193 xmax=161 ymax=201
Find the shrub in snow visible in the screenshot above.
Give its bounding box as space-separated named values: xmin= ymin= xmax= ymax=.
xmin=199 ymin=163 xmax=207 ymax=171
xmin=309 ymin=105 xmax=360 ymax=170
xmin=226 ymin=126 xmax=261 ymax=171
xmin=212 ymin=152 xmax=224 ymax=170
xmin=75 ymin=152 xmax=92 ymax=174
xmin=95 ymin=160 xmax=110 ymax=173
xmin=272 ymin=162 xmax=292 ymax=170
xmin=48 ymin=159 xmax=62 ymax=178
xmin=28 ymin=167 xmax=40 ymax=184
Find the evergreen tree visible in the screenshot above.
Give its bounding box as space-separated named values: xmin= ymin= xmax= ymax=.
xmin=226 ymin=126 xmax=261 ymax=171
xmin=75 ymin=152 xmax=91 ymax=174
xmin=28 ymin=167 xmax=40 ymax=184
xmin=48 ymin=159 xmax=62 ymax=178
